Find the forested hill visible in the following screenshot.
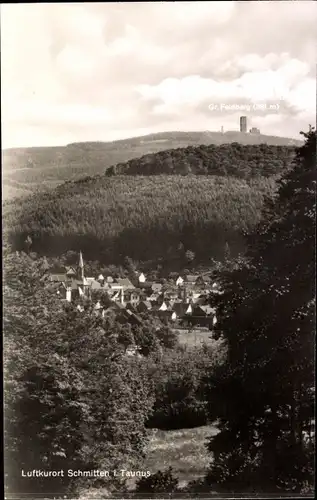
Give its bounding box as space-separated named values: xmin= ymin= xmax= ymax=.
xmin=3 ymin=131 xmax=301 ymax=199
xmin=4 ymin=174 xmax=277 ymax=267
xmin=106 ymin=143 xmax=295 ymax=177
xmin=3 ymin=141 xmax=297 ymax=268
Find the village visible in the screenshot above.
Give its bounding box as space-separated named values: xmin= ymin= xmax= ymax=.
xmin=47 ymin=252 xmax=222 ymax=328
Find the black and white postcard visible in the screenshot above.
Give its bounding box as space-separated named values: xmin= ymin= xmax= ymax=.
xmin=2 ymin=2 xmax=316 ymax=499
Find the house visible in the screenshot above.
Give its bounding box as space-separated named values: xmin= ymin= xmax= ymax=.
xmin=125 ymin=302 xmax=137 ymax=312
xmin=185 ymin=303 xmax=193 ymax=315
xmin=147 ymin=292 xmax=160 ymax=303
xmin=200 ymin=305 xmax=216 ymax=316
xmin=124 ymin=289 xmax=141 ymax=306
xmin=194 ymin=276 xmax=206 ymax=287
xmin=49 ymin=267 xmax=68 ymax=283
xmin=47 ymin=281 xmax=65 ymax=295
xmin=151 ymin=283 xmax=163 ymax=293
xmin=65 ymin=286 xmax=72 ymax=302
xmin=163 ymin=287 xmax=178 ymax=299
xmin=180 ymin=304 xmax=216 ymax=327
xmin=210 ymin=282 xmax=224 ymax=295
xmin=101 ymin=303 xmax=122 ymax=320
xmin=117 ymin=308 xmax=143 ymax=326
xmin=70 ymin=278 xmax=90 ymax=294
xmin=115 ymin=278 xmax=135 ymax=290
xmin=65 ymin=266 xmax=77 ymax=278
xmin=172 ymin=302 xmax=188 ymax=319
xmin=138 ymin=282 xmax=153 ymax=293
xmin=89 ymin=279 xmax=105 ymax=291
xmin=157 ymin=310 xmax=175 ymax=322
xmin=192 ymin=305 xmax=207 ymax=317
xmin=191 ymin=292 xmax=204 ymax=303
xmin=158 ymin=301 xmax=170 ymax=312
xmin=137 ymin=301 xmax=152 ymax=313
xmin=102 ymin=301 xmax=125 ymax=314
xmin=110 ymin=289 xmax=125 ymax=304
xmin=191 ymin=294 xmax=207 ymax=305
xmin=155 ymin=294 xmax=166 ymax=306
xmin=176 ymin=276 xmax=184 ymax=287
xmin=125 ymin=345 xmax=142 ymax=357
xmin=183 ymin=275 xmax=207 ymax=288
xmin=181 ymin=315 xmax=212 ymax=327
xmin=202 ymin=275 xmax=212 ymax=285
xmin=138 ymin=273 xmax=146 ymax=283
xmin=185 ymin=275 xmax=199 ymax=285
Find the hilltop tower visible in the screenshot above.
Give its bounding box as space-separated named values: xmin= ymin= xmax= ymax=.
xmin=240 ymin=116 xmax=247 ymax=133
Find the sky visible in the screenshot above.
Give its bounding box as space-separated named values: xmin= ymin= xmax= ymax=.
xmin=1 ymin=1 xmax=316 ymax=148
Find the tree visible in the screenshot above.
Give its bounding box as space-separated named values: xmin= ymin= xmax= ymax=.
xmin=117 ymin=324 xmax=135 ymax=352
xmin=185 ymin=249 xmax=195 ymax=264
xmin=155 ymin=326 xmax=178 ymax=350
xmin=146 ymin=346 xmax=223 ymax=430
xmin=205 ymin=129 xmax=316 ymax=494
xmin=133 ymin=325 xmax=161 ymax=357
xmin=135 ymin=467 xmax=179 ymax=495
xmin=124 ymin=256 xmax=137 ymax=275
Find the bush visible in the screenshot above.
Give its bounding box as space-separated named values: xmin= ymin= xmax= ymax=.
xmin=145 ymin=346 xmax=222 ymax=430
xmin=135 ymin=467 xmax=179 ymax=495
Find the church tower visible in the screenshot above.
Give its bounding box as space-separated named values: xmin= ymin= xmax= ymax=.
xmin=78 ymin=251 xmax=85 ymax=281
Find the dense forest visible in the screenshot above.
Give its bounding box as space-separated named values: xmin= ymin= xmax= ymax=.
xmin=4 ymin=175 xmax=276 ymax=267
xmin=3 ymin=143 xmax=295 ymax=269
xmin=107 ymin=143 xmax=295 ymax=177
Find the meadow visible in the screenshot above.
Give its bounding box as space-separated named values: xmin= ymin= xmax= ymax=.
xmin=175 ymin=327 xmax=215 ymax=347
xmin=126 ymin=424 xmax=219 ymax=491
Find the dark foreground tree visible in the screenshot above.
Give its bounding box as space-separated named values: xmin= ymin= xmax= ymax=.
xmin=204 ymin=129 xmax=316 ymax=494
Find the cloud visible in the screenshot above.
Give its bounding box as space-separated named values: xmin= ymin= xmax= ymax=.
xmin=1 ymin=1 xmax=316 ymax=148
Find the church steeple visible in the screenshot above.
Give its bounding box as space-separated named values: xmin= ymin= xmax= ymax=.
xmin=78 ymin=251 xmax=85 ymax=281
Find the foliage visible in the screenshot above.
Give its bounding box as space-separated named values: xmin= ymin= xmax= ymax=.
xmin=107 ymin=143 xmax=295 ymax=178
xmin=4 ymin=174 xmax=278 ymax=268
xmin=135 ymin=467 xmax=179 ymax=496
xmin=204 ymin=129 xmax=316 ymax=494
xmin=146 ymin=345 xmax=223 ymax=430
xmin=185 ymin=249 xmax=195 ymax=264
xmin=133 ymin=325 xmax=161 ymax=357
xmin=155 ymin=326 xmax=179 ymax=350
xmin=117 ymin=324 xmax=135 ymax=351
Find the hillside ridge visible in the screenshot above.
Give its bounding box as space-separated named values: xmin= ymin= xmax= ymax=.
xmin=2 ymin=132 xmax=301 ymax=200
xmin=3 ymin=130 xmax=303 ymax=154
